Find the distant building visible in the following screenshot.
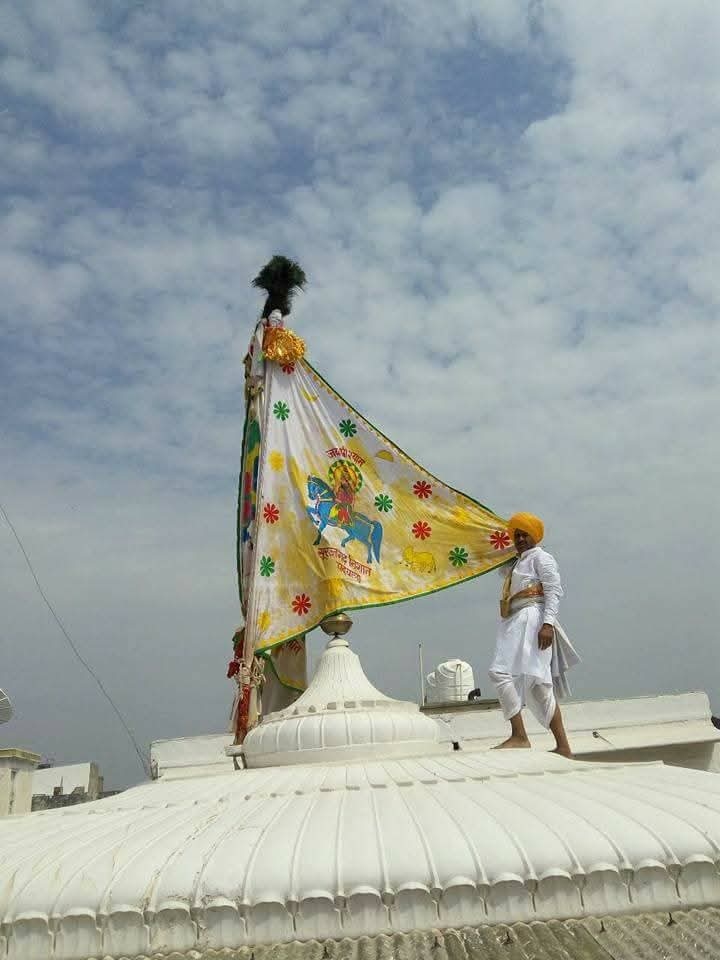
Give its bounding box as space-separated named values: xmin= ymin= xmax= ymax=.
xmin=0 ymin=687 xmax=39 ymax=817
xmin=31 ymin=761 xmax=114 ymax=810
xmin=0 ymin=748 xmax=41 ymax=817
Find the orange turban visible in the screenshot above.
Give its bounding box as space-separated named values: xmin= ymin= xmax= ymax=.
xmin=507 ymin=512 xmax=544 ymax=544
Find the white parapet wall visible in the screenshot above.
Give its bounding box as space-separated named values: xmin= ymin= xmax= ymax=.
xmin=427 ymin=690 xmax=720 ymax=770
xmin=151 ymin=691 xmax=720 ymax=780
xmin=150 ymin=732 xmax=234 ymax=779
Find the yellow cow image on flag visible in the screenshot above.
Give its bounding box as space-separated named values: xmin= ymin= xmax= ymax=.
xmin=244 ymin=351 xmax=515 ymax=658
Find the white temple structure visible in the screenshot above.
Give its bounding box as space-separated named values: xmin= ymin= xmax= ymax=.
xmin=0 ymin=688 xmax=40 ymax=819
xmin=425 ymin=659 xmax=475 ymax=704
xmin=1 ymin=616 xmax=720 ymax=959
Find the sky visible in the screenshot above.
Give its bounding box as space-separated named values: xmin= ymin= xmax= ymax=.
xmin=1 ymin=0 xmax=719 ymax=789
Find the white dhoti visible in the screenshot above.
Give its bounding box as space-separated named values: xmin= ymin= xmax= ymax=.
xmin=490 ymin=547 xmax=580 ymax=729
xmin=490 ymin=602 xmax=557 ymax=727
xmin=489 ymin=668 xmax=557 ymax=727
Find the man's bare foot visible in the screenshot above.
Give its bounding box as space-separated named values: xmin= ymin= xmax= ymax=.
xmin=493 ymin=736 xmax=531 ymax=750
xmin=550 ymin=746 xmax=573 ymax=758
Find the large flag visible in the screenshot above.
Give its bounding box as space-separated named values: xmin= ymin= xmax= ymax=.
xmin=243 ymin=345 xmax=515 ymax=660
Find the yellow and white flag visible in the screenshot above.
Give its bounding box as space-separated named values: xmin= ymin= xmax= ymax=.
xmin=244 ymin=352 xmax=514 ymax=658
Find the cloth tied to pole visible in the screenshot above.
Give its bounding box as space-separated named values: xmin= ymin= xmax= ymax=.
xmin=262 ymin=327 xmax=306 ymax=364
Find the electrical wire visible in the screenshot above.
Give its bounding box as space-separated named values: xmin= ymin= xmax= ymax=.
xmin=0 ymin=499 xmax=150 ymax=777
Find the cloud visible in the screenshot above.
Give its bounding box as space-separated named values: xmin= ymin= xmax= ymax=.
xmin=1 ymin=0 xmax=718 ymax=786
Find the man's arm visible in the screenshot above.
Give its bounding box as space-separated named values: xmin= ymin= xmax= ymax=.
xmin=536 ymin=551 xmax=563 ymax=649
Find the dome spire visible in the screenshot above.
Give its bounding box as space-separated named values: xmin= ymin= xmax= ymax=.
xmin=242 ymin=617 xmax=444 ymax=768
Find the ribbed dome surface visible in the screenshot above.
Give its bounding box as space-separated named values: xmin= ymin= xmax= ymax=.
xmin=4 ymin=632 xmax=720 ymax=959
xmin=2 ymin=751 xmax=720 ymax=958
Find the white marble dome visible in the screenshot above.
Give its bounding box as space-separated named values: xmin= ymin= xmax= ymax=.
xmin=2 ymin=632 xmax=720 ymax=960
xmin=3 ymin=750 xmax=720 ymax=958
xmin=243 ymin=637 xmax=444 ymax=767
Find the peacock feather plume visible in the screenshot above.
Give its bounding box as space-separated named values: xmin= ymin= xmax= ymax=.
xmin=252 ymin=255 xmax=307 ymax=318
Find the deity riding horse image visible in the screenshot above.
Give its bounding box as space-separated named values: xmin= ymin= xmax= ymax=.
xmin=330 ymin=460 xmax=357 ymax=524
xmin=306 ymin=465 xmax=383 ymax=564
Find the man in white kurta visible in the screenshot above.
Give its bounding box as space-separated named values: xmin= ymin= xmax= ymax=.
xmin=489 ymin=512 xmax=579 ymax=755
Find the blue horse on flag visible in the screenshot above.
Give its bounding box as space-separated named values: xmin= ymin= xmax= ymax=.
xmin=306 ymin=476 xmax=383 ymax=564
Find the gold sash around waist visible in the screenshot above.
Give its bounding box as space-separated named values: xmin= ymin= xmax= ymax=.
xmin=500 ymin=566 xmax=544 ymax=618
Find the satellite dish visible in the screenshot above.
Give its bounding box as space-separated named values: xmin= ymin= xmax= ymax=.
xmin=0 ymin=689 xmax=13 ymax=725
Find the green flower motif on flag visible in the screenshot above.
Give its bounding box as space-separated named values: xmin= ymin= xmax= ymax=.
xmin=273 ymin=401 xmax=290 ymax=421
xmin=449 ymin=546 xmax=469 ymax=568
xmin=374 ymin=493 xmax=393 ymax=513
xmin=338 ymin=418 xmax=357 ymax=438
xmin=260 ymin=556 xmax=275 ymax=577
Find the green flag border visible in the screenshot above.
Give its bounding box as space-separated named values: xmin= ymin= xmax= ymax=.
xmin=236 ymin=405 xmax=251 ymax=610
xmin=255 ymin=357 xmax=514 ymax=670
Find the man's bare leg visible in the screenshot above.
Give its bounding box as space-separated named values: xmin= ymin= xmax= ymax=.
xmin=493 ymin=711 xmax=531 ymax=749
xmin=549 ymin=706 xmax=572 ymax=757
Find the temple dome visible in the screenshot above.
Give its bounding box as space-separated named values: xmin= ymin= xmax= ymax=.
xmin=2 ymin=750 xmax=720 ymax=957
xmin=242 ymin=636 xmax=444 ymax=767
xmin=2 ymin=631 xmax=720 ymax=958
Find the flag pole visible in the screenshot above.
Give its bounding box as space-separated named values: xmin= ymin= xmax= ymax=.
xmin=231 ymin=257 xmax=308 ymax=744
xmin=418 ymin=642 xmax=426 ymax=706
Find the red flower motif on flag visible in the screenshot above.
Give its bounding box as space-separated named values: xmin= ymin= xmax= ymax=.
xmin=413 ymin=480 xmax=433 ymax=499
xmin=490 ymin=529 xmax=511 ymax=550
xmin=263 ymin=503 xmax=280 ymax=524
xmin=412 ymin=520 xmax=432 ymax=540
xmin=281 ymin=362 xmax=295 ymax=374
xmin=292 ymin=593 xmax=312 ymax=616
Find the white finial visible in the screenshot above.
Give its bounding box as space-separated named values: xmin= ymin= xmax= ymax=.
xmin=242 ymin=624 xmax=445 ymax=767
